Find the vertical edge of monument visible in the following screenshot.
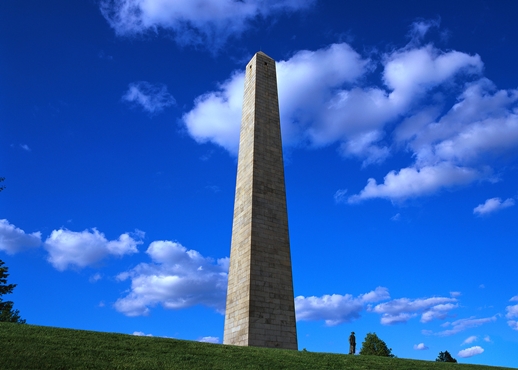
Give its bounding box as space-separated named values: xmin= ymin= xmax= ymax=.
xmin=224 ymin=51 xmax=298 ymax=350
xmin=222 ymin=51 xmax=257 ymax=347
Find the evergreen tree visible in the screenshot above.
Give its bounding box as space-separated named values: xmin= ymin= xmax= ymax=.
xmin=436 ymin=350 xmax=457 ymax=363
xmin=0 ymin=259 xmax=26 ymax=323
xmin=0 ymin=177 xmax=4 ymax=192
xmin=359 ymin=332 xmax=394 ymax=357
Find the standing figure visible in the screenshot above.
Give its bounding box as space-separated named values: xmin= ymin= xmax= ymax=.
xmin=349 ymin=331 xmax=356 ymax=354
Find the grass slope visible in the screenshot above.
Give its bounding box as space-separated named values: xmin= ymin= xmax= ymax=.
xmin=1 ymin=323 xmax=514 ymax=370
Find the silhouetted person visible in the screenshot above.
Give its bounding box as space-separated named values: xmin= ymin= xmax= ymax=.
xmin=349 ymin=331 xmax=356 ymax=354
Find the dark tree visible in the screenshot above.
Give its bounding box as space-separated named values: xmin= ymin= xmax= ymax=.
xmin=436 ymin=350 xmax=457 ymax=363
xmin=0 ymin=177 xmax=4 ymax=192
xmin=359 ymin=332 xmax=394 ymax=357
xmin=0 ymin=259 xmax=26 ymax=323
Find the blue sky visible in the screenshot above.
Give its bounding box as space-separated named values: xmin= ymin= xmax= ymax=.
xmin=1 ymin=0 xmax=518 ymax=366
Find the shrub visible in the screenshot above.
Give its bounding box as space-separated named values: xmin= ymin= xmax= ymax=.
xmin=359 ymin=332 xmax=394 ymax=357
xmin=436 ymin=350 xmax=457 ymax=363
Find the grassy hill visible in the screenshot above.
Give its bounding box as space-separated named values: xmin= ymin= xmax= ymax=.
xmin=1 ymin=322 xmax=514 ymax=370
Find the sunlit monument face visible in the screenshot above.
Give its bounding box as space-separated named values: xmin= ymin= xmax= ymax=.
xmin=223 ymin=52 xmax=297 ymax=350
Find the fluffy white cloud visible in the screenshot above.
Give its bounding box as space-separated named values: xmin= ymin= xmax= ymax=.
xmin=183 ymin=72 xmax=244 ymax=154
xmin=44 ymin=228 xmax=141 ymax=271
xmin=354 ymin=78 xmax=518 ymax=202
xmin=371 ymin=296 xmax=458 ymax=325
xmin=382 ymin=45 xmax=481 ymax=109
xmin=181 ymin=30 xmax=517 ymax=203
xmin=295 ymin=286 xmax=389 ymax=326
xmin=458 ymin=346 xmax=484 ymax=358
xmin=122 ymin=81 xmax=175 ymax=114
xmin=100 ymin=0 xmax=314 ymax=48
xmin=0 ymin=219 xmax=41 ymax=254
xmin=473 ymin=197 xmax=515 ymax=216
xmin=183 ymin=41 xmax=480 ymax=163
xmin=436 ymin=316 xmax=497 ymax=336
xmin=184 ymin=43 xmax=369 ymax=155
xmin=133 ymin=331 xmax=153 ymax=336
xmin=352 ymin=80 xmax=518 ymax=201
xmin=462 ymin=335 xmax=478 ymax=345
xmin=198 ymin=336 xmax=220 ymax=344
xmin=114 ymin=240 xmax=228 ymax=316
xmin=419 ymin=80 xmax=518 ymax=165
xmin=507 ymin=303 xmax=518 ymax=329
xmin=89 ymin=273 xmax=103 ymax=283
xmin=348 ymin=163 xmax=480 ymax=203
xmin=506 ymin=304 xmax=518 ymax=319
xmin=413 ymin=343 xmax=428 ymax=350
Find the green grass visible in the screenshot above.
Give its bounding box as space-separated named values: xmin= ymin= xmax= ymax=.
xmin=0 ymin=322 xmax=514 ymax=370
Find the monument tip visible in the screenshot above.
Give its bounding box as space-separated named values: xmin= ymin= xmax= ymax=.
xmin=256 ymin=51 xmax=272 ymax=59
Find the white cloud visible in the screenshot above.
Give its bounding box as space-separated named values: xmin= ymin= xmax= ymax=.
xmin=436 ymin=316 xmax=497 ymax=336
xmin=382 ymin=45 xmax=481 ymax=109
xmin=184 ymin=43 xmax=369 ymax=155
xmin=100 ymin=0 xmax=314 ymax=49
xmin=483 ymin=336 xmax=491 ymax=342
xmin=132 ymin=331 xmax=174 ymax=338
xmin=180 ymin=36 xmax=517 ymax=204
xmin=450 ymin=291 xmax=461 ymax=298
xmin=407 ymin=19 xmax=440 ymax=43
xmin=354 ymin=78 xmax=518 ymax=203
xmin=198 ymin=336 xmax=219 ymax=344
xmin=44 ymin=228 xmax=141 ymax=271
xmin=114 ymin=240 xmax=228 ymax=316
xmin=348 ymin=47 xmax=516 ymax=202
xmin=0 ymin=219 xmax=41 ymax=254
xmin=423 ymin=80 xmax=518 ymax=165
xmin=133 ymin=331 xmax=153 ymax=336
xmin=348 ymin=163 xmax=480 ymax=203
xmin=420 ymin=303 xmax=459 ymax=323
xmin=183 ymin=72 xmax=244 ymax=154
xmin=413 ymin=343 xmax=428 ymax=350
xmin=506 ymin=304 xmax=518 ymax=319
xmin=333 ymin=189 xmax=348 ymax=204
xmin=20 ymin=144 xmax=31 ymax=151
xmin=508 ymin=321 xmax=518 ymax=330
xmin=185 ymin=40 xmax=480 ymax=163
xmin=390 ymin=213 xmax=401 ymax=221
xmin=473 ymin=197 xmax=515 ymax=216
xmin=122 ymin=81 xmax=175 ymax=114
xmin=89 ymin=273 xmax=103 ymax=283
xmin=295 ymin=287 xmax=389 ymax=326
xmin=379 ymin=312 xmax=416 ymax=325
xmin=510 ymin=296 xmax=518 ymax=302
xmin=371 ymin=296 xmax=458 ymax=325
xmin=458 ymin=346 xmax=484 ymax=358
xmin=462 ymin=335 xmax=478 ymax=345
xmin=360 ymin=287 xmax=391 ymax=303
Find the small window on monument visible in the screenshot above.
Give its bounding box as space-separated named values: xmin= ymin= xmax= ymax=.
xmin=264 ymin=62 xmax=268 ymax=65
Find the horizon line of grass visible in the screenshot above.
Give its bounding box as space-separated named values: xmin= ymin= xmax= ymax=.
xmin=1 ymin=322 xmax=515 ymax=370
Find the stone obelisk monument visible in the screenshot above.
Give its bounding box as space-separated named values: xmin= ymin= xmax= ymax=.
xmin=223 ymin=52 xmax=297 ymax=350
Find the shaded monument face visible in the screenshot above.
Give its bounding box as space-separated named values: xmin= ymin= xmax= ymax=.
xmin=223 ymin=52 xmax=298 ymax=350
